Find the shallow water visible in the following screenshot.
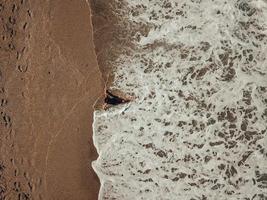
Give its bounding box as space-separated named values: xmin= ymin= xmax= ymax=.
xmin=93 ymin=0 xmax=267 ymax=199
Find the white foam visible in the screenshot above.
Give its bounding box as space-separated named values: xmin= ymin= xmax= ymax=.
xmin=93 ymin=0 xmax=267 ymax=199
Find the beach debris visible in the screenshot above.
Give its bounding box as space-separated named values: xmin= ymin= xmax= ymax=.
xmin=104 ymin=90 xmax=131 ymax=108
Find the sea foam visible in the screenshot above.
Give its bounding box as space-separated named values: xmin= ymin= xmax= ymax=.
xmin=93 ymin=0 xmax=267 ymax=199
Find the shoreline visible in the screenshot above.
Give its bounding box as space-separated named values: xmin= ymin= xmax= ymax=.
xmin=90 ymin=0 xmax=267 ymax=199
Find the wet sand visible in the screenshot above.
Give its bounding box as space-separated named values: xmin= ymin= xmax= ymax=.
xmin=0 ymin=0 xmax=103 ymax=199
xmin=90 ymin=0 xmax=131 ymax=87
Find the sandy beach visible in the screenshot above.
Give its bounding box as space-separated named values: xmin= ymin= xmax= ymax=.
xmin=0 ymin=0 xmax=103 ymax=199
xmin=1 ymin=0 xmax=267 ymax=199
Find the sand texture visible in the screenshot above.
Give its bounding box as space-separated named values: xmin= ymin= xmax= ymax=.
xmin=0 ymin=0 xmax=103 ymax=199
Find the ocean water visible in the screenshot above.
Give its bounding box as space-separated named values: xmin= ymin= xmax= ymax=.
xmin=92 ymin=0 xmax=267 ymax=199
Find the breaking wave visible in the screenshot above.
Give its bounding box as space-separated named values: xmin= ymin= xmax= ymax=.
xmin=93 ymin=0 xmax=267 ymax=199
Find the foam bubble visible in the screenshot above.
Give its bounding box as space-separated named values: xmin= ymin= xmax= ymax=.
xmin=93 ymin=0 xmax=267 ymax=199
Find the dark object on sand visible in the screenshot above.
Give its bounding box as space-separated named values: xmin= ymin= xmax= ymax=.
xmin=105 ymin=90 xmax=130 ymax=105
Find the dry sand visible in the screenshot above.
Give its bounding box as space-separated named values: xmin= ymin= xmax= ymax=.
xmin=0 ymin=0 xmax=103 ymax=199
